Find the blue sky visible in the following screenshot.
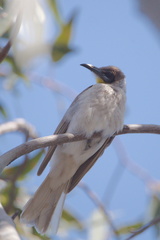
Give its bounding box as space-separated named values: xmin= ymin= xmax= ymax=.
xmin=1 ymin=0 xmax=160 ymax=239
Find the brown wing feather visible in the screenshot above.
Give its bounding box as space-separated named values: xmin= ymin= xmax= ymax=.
xmin=37 ymin=86 xmax=93 ymax=176
xmin=37 ymin=120 xmax=69 ymax=176
xmin=67 ymin=136 xmax=115 ymax=193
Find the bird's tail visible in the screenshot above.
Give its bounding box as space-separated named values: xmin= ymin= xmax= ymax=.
xmin=21 ymin=175 xmax=68 ymax=234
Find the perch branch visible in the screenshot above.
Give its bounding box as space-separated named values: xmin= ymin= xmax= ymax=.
xmin=118 ymin=124 xmax=160 ymax=135
xmin=0 ymin=124 xmax=160 ymax=173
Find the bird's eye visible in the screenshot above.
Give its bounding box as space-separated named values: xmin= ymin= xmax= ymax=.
xmin=103 ymin=71 xmax=115 ymax=82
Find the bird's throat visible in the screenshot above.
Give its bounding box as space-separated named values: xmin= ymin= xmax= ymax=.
xmin=96 ymin=77 xmax=105 ymax=84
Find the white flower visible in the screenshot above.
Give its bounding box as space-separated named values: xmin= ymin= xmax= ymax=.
xmin=6 ymin=0 xmax=49 ymax=67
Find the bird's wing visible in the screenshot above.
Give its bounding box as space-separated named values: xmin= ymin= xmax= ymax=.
xmin=67 ymin=136 xmax=115 ymax=193
xmin=37 ymin=86 xmax=93 ymax=176
xmin=37 ymin=120 xmax=69 ymax=176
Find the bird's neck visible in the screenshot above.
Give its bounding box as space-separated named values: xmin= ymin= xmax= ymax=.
xmin=96 ymin=77 xmax=126 ymax=92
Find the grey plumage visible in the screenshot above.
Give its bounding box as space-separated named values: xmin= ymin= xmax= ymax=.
xmin=21 ymin=64 xmax=126 ymax=234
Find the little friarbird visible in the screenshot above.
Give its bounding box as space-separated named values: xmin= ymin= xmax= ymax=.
xmin=21 ymin=63 xmax=126 ymax=234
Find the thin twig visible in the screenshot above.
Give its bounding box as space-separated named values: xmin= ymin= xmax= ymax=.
xmin=32 ymin=74 xmax=77 ymax=100
xmin=79 ymin=182 xmax=120 ymax=239
xmin=114 ymin=138 xmax=155 ymax=186
xmin=0 ymin=41 xmax=11 ymax=63
xmin=125 ymin=217 xmax=160 ymax=240
xmin=11 ymin=211 xmax=20 ymax=221
xmin=0 ymin=124 xmax=160 ymax=173
xmin=103 ymin=160 xmax=125 ymax=206
xmin=0 ymin=14 xmax=22 ymax=63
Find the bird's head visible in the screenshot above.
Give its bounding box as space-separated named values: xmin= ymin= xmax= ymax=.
xmin=80 ymin=63 xmax=125 ymax=88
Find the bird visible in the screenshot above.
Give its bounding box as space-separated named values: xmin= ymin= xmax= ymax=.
xmin=21 ymin=63 xmax=126 ymax=234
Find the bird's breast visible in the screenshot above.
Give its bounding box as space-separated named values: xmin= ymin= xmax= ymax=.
xmin=51 ymin=83 xmax=126 ymax=171
xmin=67 ymin=83 xmax=126 ymax=138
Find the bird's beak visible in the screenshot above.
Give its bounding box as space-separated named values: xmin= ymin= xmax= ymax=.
xmin=80 ymin=63 xmax=101 ymax=76
xmin=80 ymin=63 xmax=111 ymax=83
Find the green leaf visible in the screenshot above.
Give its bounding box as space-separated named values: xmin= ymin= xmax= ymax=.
xmin=62 ymin=209 xmax=83 ymax=229
xmin=51 ymin=12 xmax=76 ymax=62
xmin=0 ymin=0 xmax=5 ymax=8
xmin=47 ymin=0 xmax=63 ymax=26
xmin=52 ymin=45 xmax=73 ymax=62
xmin=116 ymin=222 xmax=143 ymax=235
xmin=18 ymin=150 xmax=44 ymax=180
xmin=3 ymin=150 xmax=44 ymax=181
xmin=55 ymin=15 xmax=74 ymax=45
xmin=5 ymin=56 xmax=28 ymax=82
xmin=1 ymin=182 xmax=19 ymax=211
xmin=0 ymin=104 xmax=7 ymax=118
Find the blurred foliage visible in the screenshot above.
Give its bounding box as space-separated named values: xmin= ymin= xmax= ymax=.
xmin=0 ymin=0 xmax=76 ymax=110
xmin=3 ymin=150 xmax=44 ymax=181
xmin=1 ymin=151 xmax=43 ymax=212
xmin=47 ymin=0 xmax=63 ymax=26
xmin=1 ymin=181 xmax=19 ymax=212
xmin=0 ymin=0 xmax=160 ymax=240
xmin=51 ymin=12 xmax=76 ymax=62
xmin=116 ymin=222 xmax=143 ymax=235
xmin=0 ymin=1 xmax=81 ymax=239
xmin=0 ymin=104 xmax=7 ymax=119
xmin=32 ymin=228 xmax=51 ymax=240
xmin=62 ymin=209 xmax=83 ymax=230
xmin=5 ymin=56 xmax=28 ymax=82
xmin=0 ymin=0 xmax=76 ymax=91
xmin=0 ymin=0 xmax=5 ymax=7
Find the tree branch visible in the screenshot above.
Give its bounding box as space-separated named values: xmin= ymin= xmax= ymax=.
xmin=0 ymin=133 xmax=87 ymax=173
xmin=79 ymin=182 xmax=120 ymax=239
xmin=125 ymin=217 xmax=160 ymax=240
xmin=0 ymin=14 xmax=22 ymax=63
xmin=0 ymin=124 xmax=160 ymax=173
xmin=0 ymin=203 xmax=21 ymax=240
xmin=0 ymin=41 xmax=11 ymax=63
xmin=118 ymin=124 xmax=160 ymax=135
xmin=32 ymin=73 xmax=77 ymax=100
xmin=0 ymin=118 xmax=38 ymax=139
xmin=113 ymin=139 xmax=155 ymax=187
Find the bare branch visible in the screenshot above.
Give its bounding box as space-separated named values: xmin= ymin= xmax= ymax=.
xmin=0 ymin=133 xmax=87 ymax=173
xmin=0 ymin=14 xmax=22 ymax=63
xmin=0 ymin=41 xmax=11 ymax=63
xmin=0 ymin=123 xmax=160 ymax=238
xmin=125 ymin=217 xmax=160 ymax=240
xmin=32 ymin=74 xmax=77 ymax=100
xmin=137 ymin=0 xmax=160 ymax=31
xmin=11 ymin=211 xmax=20 ymax=221
xmin=0 ymin=124 xmax=160 ymax=173
xmin=118 ymin=124 xmax=160 ymax=135
xmin=0 ymin=203 xmax=21 ymax=240
xmin=0 ymin=118 xmax=37 ymax=139
xmin=79 ymin=182 xmax=120 ymax=239
xmin=113 ymin=139 xmax=155 ymax=186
